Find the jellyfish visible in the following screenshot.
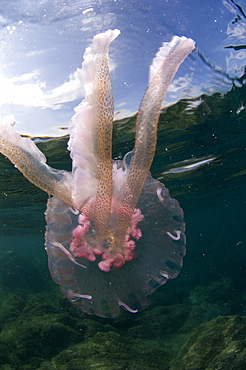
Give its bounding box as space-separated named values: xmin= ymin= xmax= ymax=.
xmin=0 ymin=30 xmax=195 ymax=318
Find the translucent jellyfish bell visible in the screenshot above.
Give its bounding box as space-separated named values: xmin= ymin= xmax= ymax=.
xmin=0 ymin=29 xmax=194 ymax=317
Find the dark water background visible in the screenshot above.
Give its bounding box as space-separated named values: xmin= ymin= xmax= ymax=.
xmin=0 ymin=83 xmax=245 ymax=368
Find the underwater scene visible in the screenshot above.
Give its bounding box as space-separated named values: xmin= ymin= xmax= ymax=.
xmin=1 ymin=85 xmax=246 ymax=369
xmin=0 ymin=0 xmax=246 ymax=369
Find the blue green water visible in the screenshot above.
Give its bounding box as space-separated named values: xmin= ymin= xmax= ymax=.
xmin=0 ymin=86 xmax=245 ymax=368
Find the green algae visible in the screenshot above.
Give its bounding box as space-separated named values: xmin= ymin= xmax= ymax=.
xmin=0 ymin=295 xmax=84 ymax=369
xmin=0 ymin=274 xmax=245 ymax=369
xmin=170 ymin=316 xmax=246 ymax=370
xmin=38 ymin=331 xmax=169 ymax=370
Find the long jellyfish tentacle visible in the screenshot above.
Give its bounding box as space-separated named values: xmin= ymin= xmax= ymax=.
xmin=0 ymin=118 xmax=73 ymax=206
xmin=92 ymin=30 xmax=119 ymax=240
xmin=116 ymin=36 xmax=195 ymax=241
xmin=68 ymin=29 xmax=120 ymax=241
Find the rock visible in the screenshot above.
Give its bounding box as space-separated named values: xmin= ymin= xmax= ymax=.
xmin=170 ymin=315 xmax=246 ymax=370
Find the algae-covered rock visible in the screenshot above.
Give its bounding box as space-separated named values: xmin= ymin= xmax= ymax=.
xmin=128 ymin=304 xmax=190 ymax=339
xmin=170 ymin=315 xmax=246 ymax=370
xmin=180 ymin=278 xmax=234 ymax=334
xmin=38 ymin=331 xmax=169 ymax=370
xmin=1 ymin=276 xmax=245 ymax=369
xmin=0 ymin=295 xmax=85 ymax=369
